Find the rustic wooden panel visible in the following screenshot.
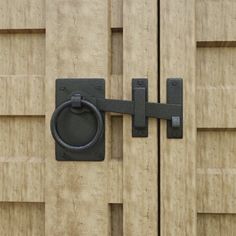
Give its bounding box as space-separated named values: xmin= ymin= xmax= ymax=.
xmin=0 ymin=117 xmax=44 ymax=202
xmin=0 ymin=0 xmax=45 ymax=29
xmin=111 ymin=31 xmax=123 ymax=75
xmin=197 ymin=168 xmax=236 ymax=213
xmin=160 ymin=0 xmax=196 ymax=235
xmin=196 ymin=0 xmax=236 ymax=42
xmin=197 ymin=214 xmax=236 ymax=236
xmin=0 ymin=33 xmax=45 ymax=75
xmin=45 ymin=0 xmax=109 ymax=235
xmin=110 ymin=75 xmax=123 ymax=100
xmin=197 ymin=48 xmax=236 ymax=90
xmin=197 ymin=130 xmax=236 ymax=168
xmin=0 ymin=202 xmax=44 ymax=236
xmin=197 ymin=130 xmax=236 ymax=213
xmin=123 ymin=0 xmax=157 ymax=235
xmin=0 ymin=117 xmax=44 ymax=159
xmin=109 ymin=0 xmax=123 ymax=206
xmin=197 ymin=88 xmax=236 ymax=128
xmin=108 ymin=116 xmax=123 ymax=203
xmin=111 ymin=0 xmax=123 ymax=28
xmin=0 ymin=76 xmax=44 ymax=115
xmin=110 ymin=204 xmax=123 ymax=236
xmin=197 ymin=47 xmax=236 ymax=128
xmin=0 ymin=162 xmax=44 ymax=202
xmin=111 ymin=116 xmax=123 ymax=160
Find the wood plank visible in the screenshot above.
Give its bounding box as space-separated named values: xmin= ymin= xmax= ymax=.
xmin=108 ymin=116 xmax=123 ymax=203
xmin=197 ymin=213 xmax=236 ymax=236
xmin=0 ymin=76 xmax=44 ymax=115
xmin=0 ymin=0 xmax=45 ymax=29
xmin=111 ymin=0 xmax=123 ymax=28
xmin=197 ymin=88 xmax=236 ymax=128
xmin=197 ymin=130 xmax=236 ymax=168
xmin=197 ymin=168 xmax=236 ymax=213
xmin=45 ymin=1 xmax=109 ymax=235
xmin=111 ymin=31 xmax=123 ymax=75
xmin=196 ymin=47 xmax=236 ymax=128
xmin=123 ymin=0 xmax=157 ymax=235
xmin=197 ymin=130 xmax=236 ymax=213
xmin=0 ymin=162 xmax=44 ymax=202
xmin=196 ymin=0 xmax=236 ymax=42
xmin=110 ymin=204 xmax=123 ymax=236
xmin=197 ymin=48 xmax=236 ymax=88
xmin=0 ymin=33 xmax=45 ymax=75
xmin=110 ymin=75 xmax=123 ymax=100
xmin=0 ymin=117 xmax=44 ymax=160
xmin=0 ymin=202 xmax=44 ymax=236
xmin=0 ymin=117 xmax=44 ymax=202
xmin=160 ymin=0 xmax=196 ymax=235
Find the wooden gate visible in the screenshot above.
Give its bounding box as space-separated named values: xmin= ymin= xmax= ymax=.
xmin=0 ymin=0 xmax=235 ymax=235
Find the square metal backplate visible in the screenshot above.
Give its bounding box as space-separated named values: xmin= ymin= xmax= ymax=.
xmin=55 ymin=79 xmax=105 ymax=161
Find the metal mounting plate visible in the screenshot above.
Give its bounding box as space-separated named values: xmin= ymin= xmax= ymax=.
xmin=132 ymin=79 xmax=148 ymax=137
xmin=167 ymin=78 xmax=183 ymax=138
xmin=55 ymin=79 xmax=105 ymax=161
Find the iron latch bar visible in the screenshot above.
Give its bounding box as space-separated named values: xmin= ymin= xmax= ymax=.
xmin=95 ymin=78 xmax=183 ymax=138
xmin=96 ymin=100 xmax=181 ymax=121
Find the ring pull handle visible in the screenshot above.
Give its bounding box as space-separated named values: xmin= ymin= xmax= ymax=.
xmin=50 ymin=94 xmax=103 ymax=152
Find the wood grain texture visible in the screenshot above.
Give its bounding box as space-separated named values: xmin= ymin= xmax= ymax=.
xmin=108 ymin=0 xmax=123 ymax=207
xmin=0 ymin=0 xmax=45 ymax=29
xmin=0 ymin=202 xmax=45 ymax=236
xmin=0 ymin=162 xmax=44 ymax=202
xmin=111 ymin=31 xmax=123 ymax=75
xmin=0 ymin=33 xmax=45 ymax=75
xmin=110 ymin=75 xmax=123 ymax=100
xmin=196 ymin=0 xmax=236 ymax=42
xmin=111 ymin=0 xmax=123 ymax=28
xmin=0 ymin=117 xmax=44 ymax=202
xmin=197 ymin=130 xmax=236 ymax=213
xmin=45 ymin=0 xmax=109 ymax=235
xmin=197 ymin=168 xmax=236 ymax=213
xmin=0 ymin=76 xmax=44 ymax=115
xmin=108 ymin=117 xmax=123 ymax=203
xmin=197 ymin=130 xmax=236 ymax=169
xmin=123 ymin=0 xmax=157 ymax=235
xmin=196 ymin=0 xmax=236 ymax=229
xmin=0 ymin=117 xmax=44 ymax=160
xmin=198 ymin=214 xmax=236 ymax=236
xmin=160 ymin=0 xmax=196 ymax=235
xmin=110 ymin=204 xmax=123 ymax=236
xmin=197 ymin=47 xmax=236 ymax=128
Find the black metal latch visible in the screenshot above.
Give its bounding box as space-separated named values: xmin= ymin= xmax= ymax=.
xmin=98 ymin=79 xmax=182 ymax=138
xmin=50 ymin=78 xmax=182 ymax=161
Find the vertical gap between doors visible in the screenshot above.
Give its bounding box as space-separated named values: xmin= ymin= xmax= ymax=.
xmin=157 ymin=0 xmax=161 ymax=235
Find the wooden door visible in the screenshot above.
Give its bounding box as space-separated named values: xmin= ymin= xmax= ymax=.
xmin=195 ymin=0 xmax=236 ymax=235
xmin=0 ymin=0 xmax=235 ymax=236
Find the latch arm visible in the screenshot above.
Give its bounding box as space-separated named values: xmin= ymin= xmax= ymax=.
xmin=90 ymin=78 xmax=183 ymax=138
xmin=146 ymin=102 xmax=182 ymax=120
xmin=97 ymin=99 xmax=182 ymax=121
xmin=96 ymin=99 xmax=134 ymax=115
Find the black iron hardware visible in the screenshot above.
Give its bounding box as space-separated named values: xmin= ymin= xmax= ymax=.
xmin=50 ymin=78 xmax=183 ymax=161
xmin=51 ymin=94 xmax=104 ymax=152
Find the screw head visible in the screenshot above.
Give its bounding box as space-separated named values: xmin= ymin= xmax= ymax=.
xmin=60 ymin=86 xmax=66 ymax=91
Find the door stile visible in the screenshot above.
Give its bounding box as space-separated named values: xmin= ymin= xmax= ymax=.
xmin=160 ymin=0 xmax=196 ymax=235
